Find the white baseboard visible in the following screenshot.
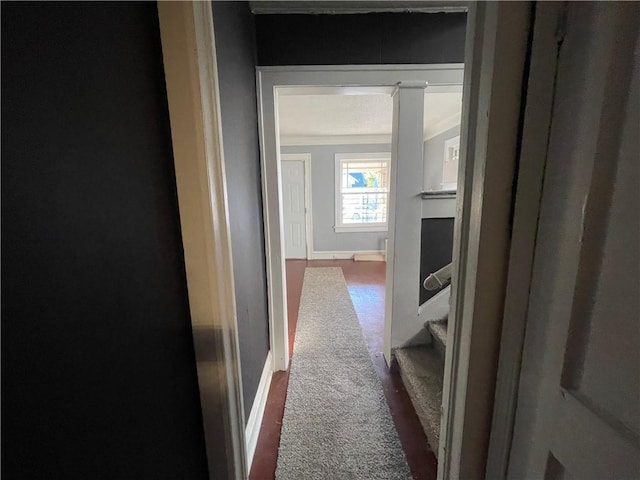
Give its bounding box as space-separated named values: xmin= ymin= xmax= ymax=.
xmin=311 ymin=250 xmax=385 ymax=261
xmin=245 ymin=351 xmax=273 ymax=473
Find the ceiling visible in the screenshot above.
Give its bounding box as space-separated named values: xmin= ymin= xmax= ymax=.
xmin=277 ymin=91 xmax=463 ymax=143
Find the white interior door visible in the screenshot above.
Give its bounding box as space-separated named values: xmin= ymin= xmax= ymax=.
xmin=281 ymin=158 xmax=308 ymax=259
xmin=508 ymin=3 xmax=639 ymax=479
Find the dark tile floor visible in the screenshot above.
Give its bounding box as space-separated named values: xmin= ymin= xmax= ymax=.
xmin=249 ymin=260 xmax=437 ymax=480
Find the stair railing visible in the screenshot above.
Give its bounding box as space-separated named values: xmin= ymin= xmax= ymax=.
xmin=423 ymin=262 xmax=452 ymax=291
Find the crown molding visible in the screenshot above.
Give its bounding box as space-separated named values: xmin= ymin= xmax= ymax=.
xmin=424 ymin=111 xmax=462 ymax=140
xmin=280 ymin=134 xmax=392 ymax=146
xmin=279 ymin=118 xmax=461 ymax=147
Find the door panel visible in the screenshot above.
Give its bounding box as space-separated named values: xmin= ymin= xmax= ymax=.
xmin=282 ymin=159 xmax=307 ymax=259
xmin=508 ymin=3 xmax=640 ymax=479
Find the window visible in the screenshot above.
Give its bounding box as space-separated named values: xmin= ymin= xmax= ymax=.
xmin=335 ymin=153 xmax=390 ymax=232
xmin=442 ymin=135 xmax=460 ymax=191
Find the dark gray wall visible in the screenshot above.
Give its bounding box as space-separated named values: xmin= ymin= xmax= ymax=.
xmin=420 ymin=218 xmax=455 ymax=305
xmin=1 ymin=3 xmax=212 ymax=479
xmin=212 ymin=2 xmax=270 ymax=420
xmin=255 ymin=12 xmax=466 ymax=65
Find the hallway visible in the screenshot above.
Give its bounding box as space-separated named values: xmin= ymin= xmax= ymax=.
xmin=250 ymin=260 xmax=437 ymax=480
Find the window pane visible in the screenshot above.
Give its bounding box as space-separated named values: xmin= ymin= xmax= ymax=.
xmin=341 ymin=161 xmax=389 ymax=191
xmin=341 ymin=192 xmax=388 ymax=224
xmin=337 ymin=157 xmax=389 ymax=226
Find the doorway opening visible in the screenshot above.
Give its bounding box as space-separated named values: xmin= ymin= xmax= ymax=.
xmin=277 ymin=88 xmax=464 ymax=464
xmin=254 ymin=72 xmax=465 ymax=477
xmin=277 ymin=86 xmax=431 ymax=477
xmin=159 ymin=3 xmax=539 ymax=479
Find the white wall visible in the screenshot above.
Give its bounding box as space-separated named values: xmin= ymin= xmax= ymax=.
xmin=422 ymin=197 xmax=456 ymax=218
xmin=421 ymin=124 xmax=461 ymax=218
xmin=281 ymin=143 xmax=391 ymax=253
xmin=424 ymin=124 xmax=461 ymax=191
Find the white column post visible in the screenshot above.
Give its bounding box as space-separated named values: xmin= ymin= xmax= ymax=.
xmin=383 ymin=81 xmax=427 ymax=365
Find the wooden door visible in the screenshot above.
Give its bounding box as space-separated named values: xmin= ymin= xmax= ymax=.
xmin=508 ymin=3 xmax=640 ymax=479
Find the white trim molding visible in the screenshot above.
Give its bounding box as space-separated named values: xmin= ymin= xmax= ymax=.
xmin=245 ymin=352 xmax=273 ymax=473
xmin=424 ymin=111 xmax=463 ymax=141
xmin=158 ymin=2 xmax=247 ymax=478
xmin=485 ymin=3 xmax=565 ymax=478
xmin=280 ymin=134 xmax=392 ymax=146
xmin=383 ymin=80 xmax=428 ymax=362
xmin=333 ymin=225 xmax=388 ymax=233
xmin=311 ymin=250 xmax=385 ymax=261
xmin=258 ymin=64 xmax=465 ymax=74
xmin=257 ymin=64 xmax=464 ymax=373
xmin=334 ymin=151 xmax=391 ymax=233
xmin=438 ymin=3 xmax=532 ymax=480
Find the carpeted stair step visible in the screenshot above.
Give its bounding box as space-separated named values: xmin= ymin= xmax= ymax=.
xmin=394 ymin=346 xmax=444 ymax=457
xmin=425 ymin=320 xmax=447 ymax=358
xmin=419 ymin=285 xmax=450 ymax=359
xmin=418 ymin=285 xmax=450 ymax=323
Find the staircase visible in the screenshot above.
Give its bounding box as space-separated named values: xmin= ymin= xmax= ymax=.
xmin=394 ymin=285 xmax=450 ymax=456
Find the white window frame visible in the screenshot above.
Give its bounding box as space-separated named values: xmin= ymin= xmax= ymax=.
xmin=334 ymin=152 xmax=390 ymax=233
xmin=441 ymin=135 xmax=461 ymax=191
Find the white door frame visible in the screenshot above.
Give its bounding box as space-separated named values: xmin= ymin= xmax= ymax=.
xmin=438 ymin=2 xmax=533 ymax=479
xmin=157 ymin=2 xmax=246 ymax=479
xmin=257 ymin=65 xmax=465 ymax=373
xmin=280 ymin=153 xmax=313 ymax=259
xmin=485 ymin=3 xmax=563 ymax=478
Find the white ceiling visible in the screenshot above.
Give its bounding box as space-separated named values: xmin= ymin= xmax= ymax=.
xmin=277 ymin=91 xmax=462 ymax=143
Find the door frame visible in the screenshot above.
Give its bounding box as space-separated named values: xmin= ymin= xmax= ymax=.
xmin=438 ymin=3 xmax=533 ymax=479
xmin=157 ymin=2 xmax=246 ymax=479
xmin=484 ymin=3 xmax=563 ymax=478
xmin=257 ymin=65 xmax=465 ymax=373
xmin=280 ymin=153 xmax=313 ymax=259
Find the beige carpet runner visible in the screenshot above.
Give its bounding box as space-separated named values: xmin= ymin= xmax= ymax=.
xmin=276 ymin=267 xmax=411 ymax=480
